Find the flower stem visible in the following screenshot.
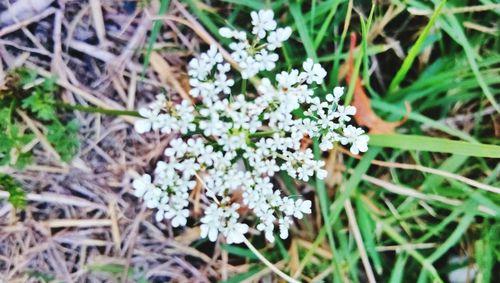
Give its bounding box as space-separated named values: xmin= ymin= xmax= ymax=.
xmin=241 ymin=79 xmax=247 ymax=93
xmin=248 ymin=131 xmax=276 ymax=138
xmin=242 ymin=236 xmax=301 ymax=283
xmin=56 ymin=101 xmax=141 ymax=117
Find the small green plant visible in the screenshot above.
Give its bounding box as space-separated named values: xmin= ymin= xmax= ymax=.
xmin=0 ymin=68 xmax=80 ymax=167
xmin=0 ymin=68 xmax=80 ymax=210
xmin=0 ymin=105 xmax=35 ymax=168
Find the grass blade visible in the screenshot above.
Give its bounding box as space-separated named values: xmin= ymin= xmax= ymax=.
xmin=437 ymin=8 xmax=500 ymax=113
xmin=371 ymin=100 xmax=476 ymax=142
xmin=388 ymin=253 xmax=408 ymax=283
xmin=290 ymin=3 xmax=317 ymax=61
xmin=142 ymin=0 xmax=171 ymax=75
xmin=387 ymin=0 xmax=447 ymax=94
xmin=368 ymin=134 xmax=500 ymax=158
xmin=355 ymin=194 xmax=383 ymax=275
xmin=312 ymin=138 xmax=342 ymax=282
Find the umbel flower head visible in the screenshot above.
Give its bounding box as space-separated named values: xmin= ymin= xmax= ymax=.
xmin=132 ymin=9 xmax=369 ymax=244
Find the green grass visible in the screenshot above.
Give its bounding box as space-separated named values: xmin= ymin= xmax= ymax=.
xmin=181 ymin=1 xmax=500 ymax=282
xmin=387 ymin=0 xmax=447 ymax=95
xmin=2 ymin=0 xmax=497 ymax=282
xmin=142 ymin=0 xmax=171 ymax=76
xmin=0 ymin=0 xmax=496 ymax=281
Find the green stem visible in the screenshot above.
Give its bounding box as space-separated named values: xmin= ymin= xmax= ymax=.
xmin=241 ymin=79 xmax=247 ymax=94
xmin=56 ymin=102 xmax=141 ymax=117
xmin=248 ymin=130 xmax=276 ymax=138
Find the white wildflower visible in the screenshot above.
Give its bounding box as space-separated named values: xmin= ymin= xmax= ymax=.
xmin=301 ymin=58 xmax=327 ymax=84
xmin=255 ymin=49 xmax=279 ymax=71
xmin=341 ymin=125 xmax=369 ymax=155
xmin=251 ymin=10 xmax=277 ymax=39
xmin=131 ymin=9 xmax=368 ymax=243
xmin=132 ymin=174 xmax=154 ymax=198
xmin=267 ymin=27 xmax=292 ymax=50
xmin=335 ymin=105 xmax=356 ymax=123
xmin=134 ymin=108 xmax=158 ymax=134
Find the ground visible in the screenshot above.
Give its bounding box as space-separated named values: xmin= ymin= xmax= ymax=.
xmin=0 ymin=0 xmax=499 ymax=283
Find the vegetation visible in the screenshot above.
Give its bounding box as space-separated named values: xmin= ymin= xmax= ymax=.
xmin=0 ymin=0 xmax=498 ymax=282
xmin=180 ymin=1 xmax=500 ymax=282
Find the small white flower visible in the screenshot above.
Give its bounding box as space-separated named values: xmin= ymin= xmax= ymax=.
xmin=155 ymin=196 xmax=170 ymax=222
xmin=132 ymin=174 xmax=154 ymax=197
xmin=219 ymin=27 xmax=246 ymax=40
xmin=188 ymin=58 xmax=212 ymax=80
xmin=251 ymin=10 xmax=277 ymax=39
xmin=319 ymin=137 xmax=334 ymax=151
xmin=158 ymin=114 xmax=179 ymax=134
xmin=143 ymin=186 xmax=163 ymax=209
xmin=219 ymin=27 xmax=233 ymax=38
xmin=200 ymin=204 xmax=224 ymax=242
xmin=294 ymin=199 xmax=312 ymax=219
xmin=341 ymin=125 xmax=369 ymax=155
xmin=134 ymin=108 xmax=160 ymax=134
xmin=326 ymin=87 xmax=345 ymax=104
xmin=201 ymin=44 xmax=223 ymax=67
xmin=199 ymin=112 xmax=226 ymax=137
xmin=239 ymin=56 xmax=261 ymax=79
xmin=229 ymin=42 xmax=248 ymax=62
xmin=301 ymin=58 xmax=327 ymax=84
xmin=175 ymin=101 xmax=196 ymax=134
xmin=276 ymin=69 xmax=299 ymax=89
xmin=255 ymin=49 xmax=279 ymax=71
xmin=215 ymin=73 xmax=234 ymax=94
xmin=280 ymin=197 xmax=296 ymax=216
xmin=224 ymin=219 xmax=249 ymax=244
xmin=165 ymin=207 xmax=189 ymax=227
xmin=335 ymin=105 xmax=356 ymax=123
xmin=279 ymin=217 xmax=292 ymax=239
xmin=164 ymin=138 xmax=188 ymax=158
xmin=267 ymin=27 xmax=292 ymax=50
xmin=256 ymin=213 xmax=276 ymax=243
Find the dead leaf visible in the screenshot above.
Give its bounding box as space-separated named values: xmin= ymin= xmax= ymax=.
xmin=340 ymin=33 xmax=408 ymax=134
xmin=288 ymin=239 xmax=300 ymax=276
xmin=300 ymin=135 xmax=313 ymax=151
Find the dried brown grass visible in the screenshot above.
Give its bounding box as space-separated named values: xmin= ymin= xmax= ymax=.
xmin=0 ymin=1 xmax=228 ymax=282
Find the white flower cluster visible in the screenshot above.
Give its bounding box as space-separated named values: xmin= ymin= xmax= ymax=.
xmin=219 ymin=9 xmax=292 ymax=78
xmin=132 ymin=10 xmax=369 ymax=244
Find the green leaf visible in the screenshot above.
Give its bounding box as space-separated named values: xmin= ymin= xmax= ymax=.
xmin=369 ymin=134 xmax=500 ymax=158
xmin=16 ymin=68 xmax=37 ymax=85
xmin=21 ymin=89 xmax=56 ymax=121
xmin=47 ymin=119 xmax=80 ymax=162
xmin=474 ymin=223 xmax=496 ymax=282
xmin=15 ymin=151 xmax=33 ymax=169
xmin=417 ymin=205 xmax=476 ymax=282
xmin=220 ymin=244 xmax=258 ymax=260
xmin=0 ymin=174 xmax=27 ymax=209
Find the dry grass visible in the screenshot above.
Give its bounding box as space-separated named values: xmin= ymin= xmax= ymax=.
xmin=1 ymin=0 xmax=499 ymax=282
xmin=0 ymin=0 xmax=226 ymax=282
